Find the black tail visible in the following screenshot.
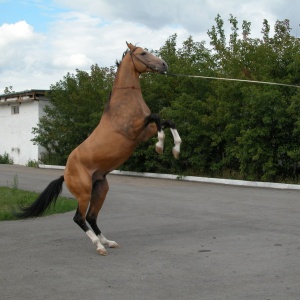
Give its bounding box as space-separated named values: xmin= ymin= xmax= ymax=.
xmin=15 ymin=176 xmax=65 ymax=219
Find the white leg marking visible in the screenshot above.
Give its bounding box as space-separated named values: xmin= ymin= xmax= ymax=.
xmin=170 ymin=128 xmax=182 ymax=159
xmin=99 ymin=233 xmax=120 ymax=248
xmin=86 ymin=230 xmax=107 ymax=256
xmin=155 ymin=130 xmax=165 ymax=154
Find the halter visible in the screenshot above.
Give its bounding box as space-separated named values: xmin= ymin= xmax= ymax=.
xmin=129 ymin=47 xmax=158 ymax=73
xmin=113 ymin=47 xmax=155 ymax=90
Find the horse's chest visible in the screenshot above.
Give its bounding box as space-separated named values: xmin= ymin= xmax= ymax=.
xmin=106 ymin=97 xmax=151 ymax=139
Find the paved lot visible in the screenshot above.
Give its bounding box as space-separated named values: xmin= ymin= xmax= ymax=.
xmin=0 ymin=164 xmax=300 ymax=300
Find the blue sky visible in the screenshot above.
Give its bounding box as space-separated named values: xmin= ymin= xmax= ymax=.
xmin=1 ymin=0 xmax=300 ymax=92
xmin=0 ymin=0 xmax=65 ymax=32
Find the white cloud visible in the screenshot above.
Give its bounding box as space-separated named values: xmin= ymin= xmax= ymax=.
xmin=52 ymin=0 xmax=278 ymax=34
xmin=53 ymin=53 xmax=93 ymax=69
xmin=1 ymin=0 xmax=300 ymax=92
xmin=1 ymin=13 xmax=191 ymax=92
xmin=0 ymin=21 xmax=45 ymax=69
xmin=0 ymin=21 xmax=50 ymax=92
xmin=0 ymin=21 xmax=36 ymax=46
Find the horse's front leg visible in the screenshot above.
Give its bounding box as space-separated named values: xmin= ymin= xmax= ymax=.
xmin=156 ymin=130 xmax=165 ymax=154
xmin=144 ymin=114 xmax=182 ymax=158
xmin=144 ymin=114 xmax=165 ymax=154
xmin=170 ymin=128 xmax=182 ymax=158
xmin=162 ymin=120 xmax=182 ymax=159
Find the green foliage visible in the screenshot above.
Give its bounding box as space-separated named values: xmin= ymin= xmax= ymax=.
xmin=32 ymin=65 xmax=115 ymax=165
xmin=32 ymin=16 xmax=300 ymax=182
xmin=203 ymin=17 xmax=300 ymax=181
xmin=3 ymin=86 xmax=15 ymax=94
xmin=0 ymin=152 xmax=14 ymax=164
xmin=11 ymin=174 xmax=19 ymax=189
xmin=26 ymin=159 xmax=39 ymax=168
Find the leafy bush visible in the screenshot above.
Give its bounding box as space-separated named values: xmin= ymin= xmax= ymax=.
xmin=26 ymin=159 xmax=39 ymax=168
xmin=0 ymin=152 xmax=13 ymax=164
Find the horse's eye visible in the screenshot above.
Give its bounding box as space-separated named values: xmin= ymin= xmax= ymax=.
xmin=141 ymin=52 xmax=147 ymax=56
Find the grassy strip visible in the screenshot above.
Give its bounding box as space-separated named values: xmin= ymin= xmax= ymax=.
xmin=0 ymin=187 xmax=77 ymax=221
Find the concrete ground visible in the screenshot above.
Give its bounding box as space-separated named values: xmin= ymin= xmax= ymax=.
xmin=0 ymin=164 xmax=300 ymax=300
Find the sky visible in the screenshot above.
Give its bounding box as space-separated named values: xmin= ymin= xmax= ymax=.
xmin=1 ymin=0 xmax=300 ymax=93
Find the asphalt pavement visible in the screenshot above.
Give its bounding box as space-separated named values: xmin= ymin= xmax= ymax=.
xmin=0 ymin=164 xmax=300 ymax=300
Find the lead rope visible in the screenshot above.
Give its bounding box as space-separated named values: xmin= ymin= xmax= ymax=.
xmin=164 ymin=73 xmax=300 ymax=88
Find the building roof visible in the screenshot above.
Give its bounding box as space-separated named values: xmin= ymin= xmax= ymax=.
xmin=0 ymin=89 xmax=49 ymax=105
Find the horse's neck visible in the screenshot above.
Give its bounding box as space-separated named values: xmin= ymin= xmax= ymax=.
xmin=101 ymin=57 xmax=151 ymax=139
xmin=109 ymin=58 xmax=145 ymax=108
xmin=113 ymin=55 xmax=141 ymax=89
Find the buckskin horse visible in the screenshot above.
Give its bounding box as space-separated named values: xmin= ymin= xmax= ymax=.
xmin=16 ymin=42 xmax=182 ymax=255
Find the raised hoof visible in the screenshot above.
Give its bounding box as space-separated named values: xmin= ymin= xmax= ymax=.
xmin=172 ymin=147 xmax=180 ymax=159
xmin=155 ymin=144 xmax=164 ymax=154
xmin=97 ymin=248 xmax=107 ymax=256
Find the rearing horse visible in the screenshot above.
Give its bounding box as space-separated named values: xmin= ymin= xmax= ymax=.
xmin=16 ymin=42 xmax=182 ymax=255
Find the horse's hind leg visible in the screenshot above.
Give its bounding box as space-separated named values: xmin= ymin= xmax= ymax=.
xmin=73 ymin=194 xmax=107 ymax=256
xmin=86 ymin=178 xmax=119 ymax=250
xmin=69 ymin=176 xmax=107 ymax=255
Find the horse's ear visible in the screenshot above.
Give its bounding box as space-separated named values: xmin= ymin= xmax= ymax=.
xmin=126 ymin=42 xmax=135 ymax=51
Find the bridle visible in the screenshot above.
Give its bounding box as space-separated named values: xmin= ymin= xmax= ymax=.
xmin=113 ymin=47 xmax=160 ymax=90
xmin=129 ymin=47 xmax=159 ymax=73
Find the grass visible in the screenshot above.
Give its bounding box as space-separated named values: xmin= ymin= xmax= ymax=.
xmin=0 ymin=187 xmax=77 ymax=221
xmin=26 ymin=159 xmax=39 ymax=168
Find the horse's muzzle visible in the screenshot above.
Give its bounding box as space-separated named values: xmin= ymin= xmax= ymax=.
xmin=160 ymin=61 xmax=168 ymax=74
xmin=156 ymin=61 xmax=168 ymax=74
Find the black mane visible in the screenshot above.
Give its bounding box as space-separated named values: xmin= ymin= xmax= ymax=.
xmin=116 ymin=49 xmax=129 ymax=68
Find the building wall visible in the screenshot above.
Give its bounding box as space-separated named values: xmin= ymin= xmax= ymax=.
xmin=0 ymin=99 xmax=48 ymax=165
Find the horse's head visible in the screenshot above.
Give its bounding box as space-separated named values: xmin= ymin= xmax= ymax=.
xmin=126 ymin=42 xmax=168 ymax=74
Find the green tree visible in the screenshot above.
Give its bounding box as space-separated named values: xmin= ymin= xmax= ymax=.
xmin=32 ymin=65 xmax=115 ymax=165
xmin=3 ymin=86 xmax=15 ymax=94
xmin=32 ymin=16 xmax=300 ymax=182
xmin=205 ymin=16 xmax=300 ymax=181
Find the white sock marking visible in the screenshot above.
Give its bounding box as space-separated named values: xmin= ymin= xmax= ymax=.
xmin=170 ymin=128 xmax=182 ymax=156
xmin=155 ymin=130 xmax=165 ymax=153
xmin=86 ymin=230 xmax=105 ymax=252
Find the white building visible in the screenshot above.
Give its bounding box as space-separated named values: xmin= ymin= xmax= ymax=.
xmin=0 ymin=90 xmax=49 ymax=165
